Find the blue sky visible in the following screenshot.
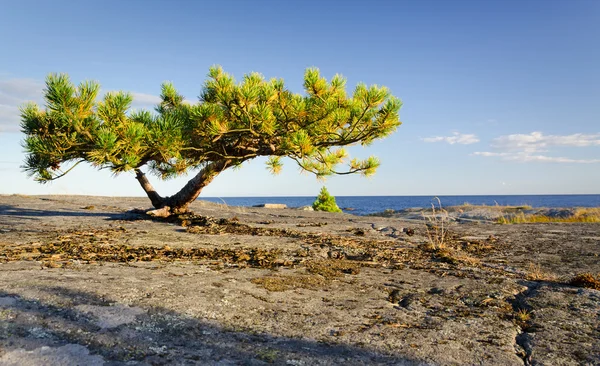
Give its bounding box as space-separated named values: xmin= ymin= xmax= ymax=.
xmin=0 ymin=0 xmax=599 ymax=197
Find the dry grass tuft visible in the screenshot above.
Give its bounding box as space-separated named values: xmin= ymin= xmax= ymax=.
xmin=305 ymin=259 xmax=361 ymax=278
xmin=251 ymin=275 xmax=327 ymax=292
xmin=423 ymin=197 xmax=450 ymax=250
xmin=525 ymin=263 xmax=557 ymax=281
xmin=428 ymin=247 xmax=481 ymax=266
xmin=252 ymin=259 xmax=362 ymax=291
xmin=499 ymin=207 xmax=600 ymax=224
xmin=569 ymin=273 xmax=600 ymax=290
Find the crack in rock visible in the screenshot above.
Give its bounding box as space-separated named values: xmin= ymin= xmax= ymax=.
xmin=509 ymin=282 xmax=540 ymax=366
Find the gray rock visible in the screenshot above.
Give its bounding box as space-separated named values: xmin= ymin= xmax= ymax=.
xmin=0 ymin=344 xmax=105 ymax=366
xmin=545 ymin=208 xmax=575 ymax=218
xmin=517 ymin=283 xmax=600 ymax=365
xmin=75 ymin=304 xmax=146 ymax=329
xmin=0 ymin=296 xmax=17 ymax=307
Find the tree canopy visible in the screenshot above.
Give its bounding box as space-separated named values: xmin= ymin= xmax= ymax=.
xmin=21 ymin=66 xmax=402 ymax=215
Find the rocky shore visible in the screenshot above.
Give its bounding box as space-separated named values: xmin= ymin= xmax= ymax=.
xmin=0 ymin=195 xmax=598 ymax=365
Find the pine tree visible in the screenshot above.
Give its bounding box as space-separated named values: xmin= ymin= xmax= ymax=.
xmin=312 ymin=186 xmax=342 ymax=213
xmin=20 ymin=66 xmax=402 ymax=216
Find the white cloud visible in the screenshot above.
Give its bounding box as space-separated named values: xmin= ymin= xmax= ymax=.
xmin=474 ymin=131 xmax=600 ymax=164
xmin=130 ymin=92 xmax=162 ymax=106
xmin=491 ymin=131 xmax=600 ymax=153
xmin=474 ymin=151 xmax=600 ymax=163
xmin=0 ymin=79 xmax=43 ymax=102
xmin=472 ymin=152 xmax=510 ymax=157
xmin=0 ymin=78 xmax=44 ymax=132
xmin=422 ymin=132 xmax=479 ymax=145
xmin=519 ymin=155 xmax=600 ymax=163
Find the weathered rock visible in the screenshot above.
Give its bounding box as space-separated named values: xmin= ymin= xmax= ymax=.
xmin=75 ymin=304 xmax=146 ymax=329
xmin=515 ymin=283 xmax=600 ymax=365
xmin=0 ymin=194 xmax=598 ymax=365
xmin=0 ymin=344 xmax=105 ymax=366
xmin=0 ymin=296 xmax=17 ymax=307
xmin=253 ymin=203 xmax=287 ymax=209
xmin=545 ymin=208 xmax=575 ymax=218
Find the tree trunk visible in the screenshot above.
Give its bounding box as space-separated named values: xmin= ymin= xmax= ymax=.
xmin=135 ymin=160 xmax=230 ymax=217
xmin=135 ymin=169 xmax=164 ymax=208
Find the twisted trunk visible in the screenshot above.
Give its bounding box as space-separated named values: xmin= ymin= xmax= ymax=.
xmin=135 ymin=169 xmax=164 ymax=208
xmin=134 ymin=160 xmax=230 ymax=217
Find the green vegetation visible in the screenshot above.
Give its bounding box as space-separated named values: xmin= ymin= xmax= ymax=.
xmin=20 ymin=67 xmax=401 ymax=216
xmin=312 ymin=186 xmax=342 ymax=212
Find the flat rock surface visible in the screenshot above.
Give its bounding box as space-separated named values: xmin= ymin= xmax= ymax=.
xmin=0 ymin=344 xmax=104 ymax=366
xmin=0 ymin=194 xmax=599 ymax=365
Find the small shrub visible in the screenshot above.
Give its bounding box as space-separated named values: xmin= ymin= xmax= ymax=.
xmin=513 ymin=308 xmax=533 ymax=328
xmin=312 ymin=186 xmax=342 ymax=213
xmin=569 ymin=273 xmax=600 ymax=290
xmin=515 ymin=309 xmax=532 ymax=323
xmin=256 ymin=348 xmax=280 ymax=363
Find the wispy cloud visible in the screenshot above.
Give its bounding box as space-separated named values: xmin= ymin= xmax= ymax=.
xmin=0 ymin=78 xmax=44 ymax=132
xmin=474 ymin=131 xmax=600 ymax=163
xmin=422 ymin=132 xmax=479 ymax=145
xmin=130 ymin=92 xmax=162 ymax=108
xmin=491 ymin=131 xmax=600 ymax=153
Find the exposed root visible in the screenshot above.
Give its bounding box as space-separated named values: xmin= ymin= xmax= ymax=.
xmin=146 ymin=207 xmax=173 ymax=218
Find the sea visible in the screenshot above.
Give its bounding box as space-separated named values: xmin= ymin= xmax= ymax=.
xmin=199 ymin=194 xmax=600 ymax=216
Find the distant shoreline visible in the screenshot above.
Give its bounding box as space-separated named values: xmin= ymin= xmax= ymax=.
xmin=3 ymin=193 xmax=600 ymax=217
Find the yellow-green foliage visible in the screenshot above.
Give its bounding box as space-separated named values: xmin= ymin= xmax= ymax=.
xmin=21 ymin=67 xmax=402 ymax=212
xmin=312 ymin=186 xmax=342 ymax=213
xmin=22 ymin=67 xmax=402 ymax=182
xmin=498 ymin=207 xmax=600 ymax=224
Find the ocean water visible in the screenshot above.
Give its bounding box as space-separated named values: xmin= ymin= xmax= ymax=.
xmin=199 ymin=195 xmax=600 ymax=216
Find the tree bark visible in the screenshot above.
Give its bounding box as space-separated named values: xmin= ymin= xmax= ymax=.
xmin=135 ymin=169 xmax=164 ymax=208
xmin=135 ymin=160 xmax=230 ymax=216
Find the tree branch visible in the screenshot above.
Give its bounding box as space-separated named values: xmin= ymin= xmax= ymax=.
xmin=45 ymin=159 xmax=86 ymax=181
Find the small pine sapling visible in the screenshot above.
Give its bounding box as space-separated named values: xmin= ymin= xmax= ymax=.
xmin=312 ymin=187 xmax=342 ymax=213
